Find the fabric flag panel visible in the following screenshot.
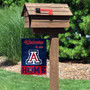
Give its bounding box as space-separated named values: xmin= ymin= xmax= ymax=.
xmin=21 ymin=39 xmax=46 ymax=75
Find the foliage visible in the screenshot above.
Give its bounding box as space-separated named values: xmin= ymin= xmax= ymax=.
xmin=80 ymin=15 xmax=90 ymax=35
xmin=0 ymin=0 xmax=37 ymax=6
xmin=0 ymin=69 xmax=90 ymax=90
xmin=44 ymin=0 xmax=90 ymax=61
xmin=79 ymin=15 xmax=90 ymax=62
xmin=0 ymin=7 xmax=37 ymax=64
xmin=0 ymin=0 xmax=90 ymax=62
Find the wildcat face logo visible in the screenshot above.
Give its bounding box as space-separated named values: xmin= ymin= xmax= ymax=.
xmin=26 ymin=50 xmax=42 ymax=65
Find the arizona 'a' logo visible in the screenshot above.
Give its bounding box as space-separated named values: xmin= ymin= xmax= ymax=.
xmin=26 ymin=50 xmax=42 ymax=65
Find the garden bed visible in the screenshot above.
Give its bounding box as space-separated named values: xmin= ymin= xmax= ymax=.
xmin=0 ymin=56 xmax=90 ymax=80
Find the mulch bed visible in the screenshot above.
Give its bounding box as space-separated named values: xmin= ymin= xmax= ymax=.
xmin=0 ymin=56 xmax=90 ymax=80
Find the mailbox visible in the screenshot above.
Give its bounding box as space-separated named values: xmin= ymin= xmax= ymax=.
xmin=21 ymin=3 xmax=72 ymax=34
xmin=21 ymin=3 xmax=73 ymax=90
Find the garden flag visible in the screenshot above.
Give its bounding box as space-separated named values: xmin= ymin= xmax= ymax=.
xmin=21 ymin=39 xmax=46 ymax=75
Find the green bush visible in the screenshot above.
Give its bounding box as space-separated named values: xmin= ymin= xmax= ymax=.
xmin=0 ymin=7 xmax=35 ymax=64
xmin=0 ymin=0 xmax=36 ymax=7
xmin=80 ymin=15 xmax=90 ymax=35
xmin=79 ymin=15 xmax=90 ymax=62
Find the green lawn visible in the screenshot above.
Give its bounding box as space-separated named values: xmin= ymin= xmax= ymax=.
xmin=0 ymin=69 xmax=90 ymax=90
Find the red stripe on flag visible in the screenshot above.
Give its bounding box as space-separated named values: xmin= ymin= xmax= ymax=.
xmin=21 ymin=66 xmax=46 ymax=75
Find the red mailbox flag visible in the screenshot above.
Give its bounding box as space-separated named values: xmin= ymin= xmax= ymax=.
xmin=40 ymin=9 xmax=53 ymax=15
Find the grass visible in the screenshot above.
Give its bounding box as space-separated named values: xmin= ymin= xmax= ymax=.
xmin=0 ymin=7 xmax=41 ymax=64
xmin=0 ymin=6 xmax=43 ymax=64
xmin=0 ymin=69 xmax=90 ymax=90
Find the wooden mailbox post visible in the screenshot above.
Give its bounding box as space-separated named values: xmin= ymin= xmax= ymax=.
xmin=21 ymin=3 xmax=72 ymax=90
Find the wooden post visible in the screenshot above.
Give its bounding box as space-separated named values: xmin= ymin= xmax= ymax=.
xmin=49 ymin=33 xmax=59 ymax=90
